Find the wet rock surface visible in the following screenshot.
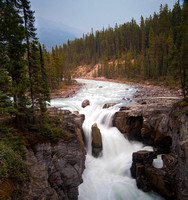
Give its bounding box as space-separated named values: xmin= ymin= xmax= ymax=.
xmin=131 ymin=151 xmax=177 ymax=199
xmin=115 ymin=103 xmax=175 ymax=153
xmin=91 ymin=123 xmax=103 ymax=157
xmin=103 ymin=103 xmax=118 ymax=108
xmin=113 ymin=113 xmax=143 ymax=141
xmin=82 ymin=99 xmax=90 ymax=108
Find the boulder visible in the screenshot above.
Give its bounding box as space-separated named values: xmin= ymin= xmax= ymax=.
xmin=91 ymin=123 xmax=103 ymax=157
xmin=103 ymin=103 xmax=118 ymax=109
xmin=82 ymin=99 xmax=90 ymax=108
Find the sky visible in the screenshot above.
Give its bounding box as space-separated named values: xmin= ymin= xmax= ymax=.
xmin=30 ymin=0 xmax=180 ymax=36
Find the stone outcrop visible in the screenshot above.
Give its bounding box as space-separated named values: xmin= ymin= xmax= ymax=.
xmin=22 ymin=139 xmax=85 ymax=200
xmin=91 ymin=123 xmax=103 ymax=157
xmin=113 ymin=104 xmax=173 ymax=153
xmin=62 ymin=111 xmax=86 ymax=148
xmin=170 ymin=106 xmax=188 ymax=200
xmin=48 ymin=108 xmax=86 ymax=150
xmin=15 ymin=108 xmax=86 ymax=200
xmin=113 ymin=111 xmax=143 ymax=141
xmin=82 ymin=99 xmax=90 ymax=108
xmin=113 ymin=101 xmax=188 ymax=199
xmin=62 ymin=111 xmax=85 ymax=133
xmin=131 ymin=151 xmax=177 ymax=199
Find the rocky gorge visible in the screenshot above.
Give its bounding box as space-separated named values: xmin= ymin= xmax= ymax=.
xmin=8 ymin=79 xmax=187 ymax=200
xmin=112 ymin=89 xmax=188 ymax=199
xmin=79 ymin=80 xmax=188 ymax=199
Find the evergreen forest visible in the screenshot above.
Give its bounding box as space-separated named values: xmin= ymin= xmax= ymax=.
xmin=45 ymin=1 xmax=187 ymax=97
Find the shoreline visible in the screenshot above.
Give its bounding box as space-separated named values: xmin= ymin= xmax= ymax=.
xmin=51 ymin=81 xmax=83 ymax=99
xmin=51 ymin=77 xmax=183 ymax=104
xmin=78 ymin=77 xmax=183 ymax=101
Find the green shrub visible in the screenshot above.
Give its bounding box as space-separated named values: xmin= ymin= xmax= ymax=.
xmin=39 ymin=123 xmax=75 ymax=142
xmin=0 ymin=142 xmax=27 ymax=182
xmin=0 ymin=127 xmax=26 ymax=157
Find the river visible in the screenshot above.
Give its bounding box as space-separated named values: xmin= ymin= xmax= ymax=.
xmin=50 ymin=79 xmax=164 ymax=200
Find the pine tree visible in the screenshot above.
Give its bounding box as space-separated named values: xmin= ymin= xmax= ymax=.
xmin=39 ymin=44 xmax=50 ymax=112
xmin=179 ymin=1 xmax=188 ymax=96
xmin=148 ymin=27 xmax=156 ymax=78
xmin=0 ymin=0 xmax=28 ymax=127
xmin=20 ymin=0 xmax=37 ymax=115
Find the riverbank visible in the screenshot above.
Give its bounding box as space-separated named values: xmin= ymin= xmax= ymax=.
xmin=52 ymin=77 xmax=183 ymax=106
xmin=79 ymin=77 xmax=182 ymax=97
xmin=51 ymin=81 xmax=83 ymax=99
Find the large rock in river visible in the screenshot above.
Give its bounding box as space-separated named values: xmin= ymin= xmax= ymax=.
xmin=82 ymin=99 xmax=90 ymax=108
xmin=92 ymin=123 xmax=103 ymax=157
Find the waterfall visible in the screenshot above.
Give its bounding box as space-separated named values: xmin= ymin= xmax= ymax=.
xmin=50 ymin=79 xmax=164 ymax=200
xmin=79 ymin=105 xmax=163 ymax=200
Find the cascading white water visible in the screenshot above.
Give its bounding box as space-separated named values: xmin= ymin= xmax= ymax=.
xmin=50 ymin=79 xmax=164 ymax=200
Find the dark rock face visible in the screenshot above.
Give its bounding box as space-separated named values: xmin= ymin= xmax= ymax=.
xmin=113 ymin=111 xmax=143 ymax=141
xmin=113 ymin=104 xmax=173 ymax=153
xmin=170 ymin=107 xmax=188 ymax=200
xmin=19 ymin=108 xmax=86 ymax=200
xmin=63 ymin=112 xmax=85 ymax=134
xmin=131 ymin=151 xmax=177 ymax=199
xmin=130 ymin=150 xmax=156 ymax=179
xmin=22 ymin=139 xmax=86 ymax=200
xmin=91 ymin=123 xmax=103 ymax=157
xmin=82 ymin=99 xmax=90 ymax=108
xmin=114 ymin=103 xmax=188 ymax=199
xmin=141 ymin=127 xmax=172 ymax=154
xmin=62 ymin=111 xmax=86 ymax=149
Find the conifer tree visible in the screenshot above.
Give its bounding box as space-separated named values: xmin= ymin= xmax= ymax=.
xmin=148 ymin=27 xmax=156 ymax=78
xmin=19 ymin=0 xmax=38 ymax=115
xmin=0 ymin=0 xmax=28 ymax=127
xmin=179 ymin=1 xmax=188 ymax=96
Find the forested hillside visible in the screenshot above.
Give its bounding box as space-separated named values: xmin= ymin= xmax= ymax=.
xmin=46 ymin=1 xmax=187 ymax=97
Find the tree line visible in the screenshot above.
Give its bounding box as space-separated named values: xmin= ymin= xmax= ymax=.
xmin=51 ymin=0 xmax=187 ymax=97
xmin=0 ymin=0 xmax=50 ymax=128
